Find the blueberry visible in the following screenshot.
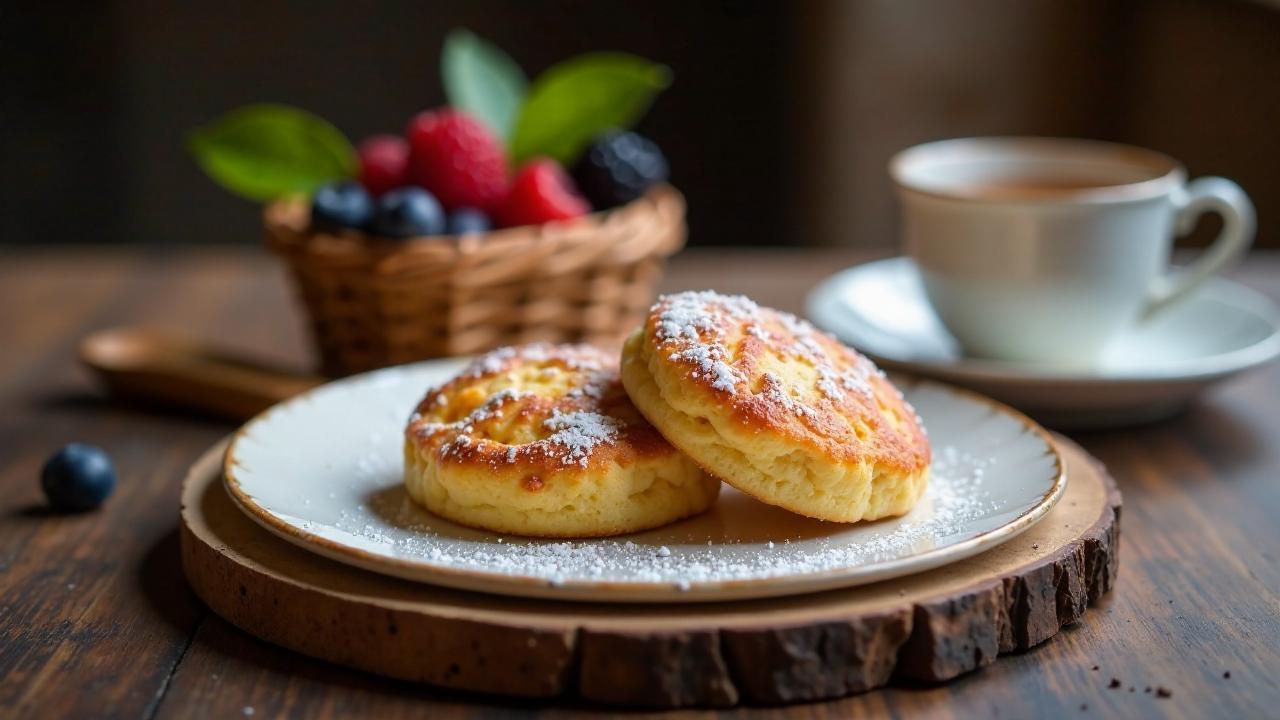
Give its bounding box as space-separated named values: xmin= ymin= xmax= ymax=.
xmin=41 ymin=443 xmax=116 ymax=511
xmin=371 ymin=187 xmax=445 ymax=238
xmin=311 ymin=181 xmax=374 ymax=230
xmin=572 ymin=130 xmax=669 ymax=209
xmin=446 ymin=207 xmax=492 ymax=235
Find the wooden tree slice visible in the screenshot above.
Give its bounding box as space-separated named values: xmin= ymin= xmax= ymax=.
xmin=180 ymin=435 xmax=1120 ymax=708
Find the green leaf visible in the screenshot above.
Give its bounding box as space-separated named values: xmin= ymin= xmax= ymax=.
xmin=187 ymin=104 xmax=356 ymax=202
xmin=510 ymin=53 xmax=670 ymax=166
xmin=442 ymin=29 xmax=528 ymax=141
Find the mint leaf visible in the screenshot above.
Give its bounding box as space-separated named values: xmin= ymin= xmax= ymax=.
xmin=510 ymin=54 xmax=670 ymax=166
xmin=188 ymin=104 xmax=356 ymax=202
xmin=442 ymin=29 xmax=528 ymax=141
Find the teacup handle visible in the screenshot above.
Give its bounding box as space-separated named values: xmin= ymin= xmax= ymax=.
xmin=1145 ymin=176 xmax=1255 ymax=318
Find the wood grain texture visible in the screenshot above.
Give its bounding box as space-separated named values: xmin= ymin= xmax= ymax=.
xmin=2 ymin=247 xmax=1278 ymax=718
xmin=179 ymin=434 xmax=1119 ymax=708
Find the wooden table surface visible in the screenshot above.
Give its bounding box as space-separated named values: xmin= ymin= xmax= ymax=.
xmin=2 ymin=247 xmax=1277 ymax=719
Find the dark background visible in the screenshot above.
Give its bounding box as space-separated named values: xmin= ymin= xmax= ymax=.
xmin=5 ymin=0 xmax=1279 ymax=248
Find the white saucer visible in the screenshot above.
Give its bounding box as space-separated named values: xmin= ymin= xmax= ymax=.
xmin=806 ymin=257 xmax=1280 ymax=428
xmin=223 ymin=359 xmax=1063 ymax=603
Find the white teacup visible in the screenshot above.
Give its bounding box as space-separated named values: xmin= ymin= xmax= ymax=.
xmin=891 ymin=137 xmax=1255 ymax=367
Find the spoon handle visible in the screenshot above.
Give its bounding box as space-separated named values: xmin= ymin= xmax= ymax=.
xmin=79 ymin=328 xmax=326 ymax=421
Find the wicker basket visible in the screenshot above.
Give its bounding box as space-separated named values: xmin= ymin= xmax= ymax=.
xmin=264 ymin=185 xmax=686 ymax=376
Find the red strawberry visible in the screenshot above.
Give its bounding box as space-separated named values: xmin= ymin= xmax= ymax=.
xmin=357 ymin=135 xmax=409 ymax=197
xmin=496 ymin=159 xmax=591 ymax=228
xmin=405 ymin=109 xmax=508 ymax=211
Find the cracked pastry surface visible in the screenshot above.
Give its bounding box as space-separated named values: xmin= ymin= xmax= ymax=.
xmin=404 ymin=343 xmax=719 ymax=537
xmin=621 ymin=291 xmax=930 ymax=523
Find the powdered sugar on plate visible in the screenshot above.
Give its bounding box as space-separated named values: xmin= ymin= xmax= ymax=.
xmin=231 ymin=359 xmax=1063 ymax=601
xmin=327 ymin=442 xmax=998 ymax=587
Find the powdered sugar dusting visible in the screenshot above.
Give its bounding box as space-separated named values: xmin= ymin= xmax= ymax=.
xmin=565 ymin=369 xmax=612 ymax=399
xmin=468 ymin=346 xmax=517 ymax=377
xmin=816 ymin=363 xmax=876 ymax=403
xmin=655 ymin=290 xmax=759 ymax=344
xmin=653 ymin=290 xmax=885 ymax=407
xmin=541 ymin=409 xmax=622 ymax=467
xmin=331 ymin=442 xmax=1003 ymax=588
xmin=408 ymin=343 xmax=632 ymax=468
xmin=669 ymin=345 xmax=742 ymax=392
xmin=761 ymin=372 xmax=816 ymax=418
xmin=816 ymin=369 xmax=843 ymax=401
xmin=461 ymin=343 xmax=605 ymax=379
xmin=655 ymin=291 xmax=761 ymax=394
xmin=427 ymin=387 xmax=532 ymax=444
xmin=770 ymin=305 xmax=882 ymax=403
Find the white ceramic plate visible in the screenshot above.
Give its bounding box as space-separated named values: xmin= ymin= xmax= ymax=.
xmin=223 ymin=360 xmax=1064 ymax=603
xmin=807 ymin=257 xmax=1280 ymax=429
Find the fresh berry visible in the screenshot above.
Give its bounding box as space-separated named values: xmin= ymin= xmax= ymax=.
xmin=446 ymin=208 xmax=492 ymax=235
xmin=405 ymin=109 xmax=508 ymax=211
xmin=572 ymin=130 xmax=669 ymax=209
xmin=495 ymin=159 xmax=591 ymax=228
xmin=41 ymin=443 xmax=116 ymax=511
xmin=371 ymin=187 xmax=445 ymax=238
xmin=311 ymin=182 xmax=374 ymax=230
xmin=357 ymin=135 xmax=410 ymax=197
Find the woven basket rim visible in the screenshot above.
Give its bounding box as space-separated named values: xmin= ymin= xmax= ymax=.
xmin=264 ymin=184 xmax=684 ymax=258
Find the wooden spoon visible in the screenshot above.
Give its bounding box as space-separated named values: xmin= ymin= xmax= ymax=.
xmin=79 ymin=328 xmax=325 ymax=421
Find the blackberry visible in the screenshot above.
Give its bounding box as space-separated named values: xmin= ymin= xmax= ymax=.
xmin=572 ymin=130 xmax=669 ymax=209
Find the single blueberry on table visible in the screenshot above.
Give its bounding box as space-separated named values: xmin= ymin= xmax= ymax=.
xmin=41 ymin=443 xmax=117 ymax=511
xmin=446 ymin=207 xmax=492 ymax=235
xmin=371 ymin=187 xmax=446 ymax=238
xmin=310 ymin=182 xmax=374 ymax=230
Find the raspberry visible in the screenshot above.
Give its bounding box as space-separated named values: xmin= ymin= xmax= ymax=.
xmin=572 ymin=130 xmax=669 ymax=209
xmin=357 ymin=135 xmax=410 ymax=197
xmin=495 ymin=159 xmax=591 ymax=228
xmin=405 ymin=109 xmax=508 ymax=211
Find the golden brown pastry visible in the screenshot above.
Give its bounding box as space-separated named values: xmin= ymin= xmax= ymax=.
xmin=621 ymin=291 xmax=930 ymax=523
xmin=405 ymin=343 xmax=718 ymax=537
